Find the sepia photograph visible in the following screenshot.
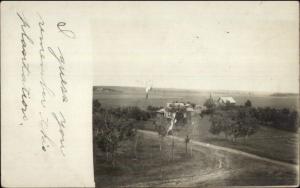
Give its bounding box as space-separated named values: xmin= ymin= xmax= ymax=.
xmin=1 ymin=1 xmax=299 ymax=188
xmin=92 ymin=1 xmax=299 ymax=187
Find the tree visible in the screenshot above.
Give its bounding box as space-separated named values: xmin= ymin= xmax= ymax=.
xmin=249 ymin=106 xmax=298 ymax=132
xmin=209 ymin=112 xmax=235 ymax=140
xmin=209 ymin=113 xmax=224 ymax=135
xmin=209 ymin=109 xmax=259 ymax=143
xmin=154 ymin=115 xmax=169 ymax=178
xmin=245 ymin=100 xmax=252 ymax=107
xmin=203 ymin=96 xmax=216 ymax=114
xmin=154 ymin=115 xmax=169 ymax=152
xmin=93 ymin=99 xmax=101 ymax=114
xmin=236 ymin=108 xmax=259 ymax=142
xmin=94 ymin=108 xmax=137 ymax=167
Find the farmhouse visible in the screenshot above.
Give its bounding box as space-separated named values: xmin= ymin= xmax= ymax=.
xmin=156 ymin=102 xmax=194 ymax=120
xmin=217 ymin=97 xmax=236 ymax=106
xmin=156 ymin=108 xmax=174 ymax=119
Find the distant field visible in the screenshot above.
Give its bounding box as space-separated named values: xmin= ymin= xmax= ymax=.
xmin=94 ymin=86 xmax=299 ymax=110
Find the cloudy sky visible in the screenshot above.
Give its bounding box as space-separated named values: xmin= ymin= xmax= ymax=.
xmin=92 ymin=1 xmax=299 ymax=93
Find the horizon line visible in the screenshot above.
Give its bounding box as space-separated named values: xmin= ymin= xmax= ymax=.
xmin=93 ymin=84 xmax=299 ymax=95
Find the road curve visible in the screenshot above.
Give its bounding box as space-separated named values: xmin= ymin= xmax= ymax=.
xmin=138 ymin=129 xmax=298 ymax=170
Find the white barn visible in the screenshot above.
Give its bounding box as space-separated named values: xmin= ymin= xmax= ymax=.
xmin=217 ymin=97 xmax=236 ymax=106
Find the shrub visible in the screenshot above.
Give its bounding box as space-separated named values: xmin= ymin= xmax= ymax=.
xmin=209 ymin=109 xmax=259 ymax=142
xmin=244 ymin=100 xmax=252 ymax=107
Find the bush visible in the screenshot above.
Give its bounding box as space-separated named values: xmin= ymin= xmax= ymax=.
xmin=93 ymin=107 xmax=138 ymax=167
xmin=106 ymin=106 xmax=151 ymax=121
xmin=209 ymin=113 xmax=224 ymax=135
xmin=245 ymin=100 xmax=252 ymax=107
xmin=203 ymin=97 xmax=216 ymax=113
xmin=209 ymin=108 xmax=259 ymax=142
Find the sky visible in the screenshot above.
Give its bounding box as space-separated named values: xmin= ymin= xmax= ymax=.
xmin=92 ymin=1 xmax=299 ymax=93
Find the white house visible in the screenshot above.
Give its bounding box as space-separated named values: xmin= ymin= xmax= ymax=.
xmin=156 ymin=102 xmax=194 ymax=119
xmin=217 ymin=97 xmax=236 ymax=106
xmin=156 ymin=108 xmax=174 ymax=119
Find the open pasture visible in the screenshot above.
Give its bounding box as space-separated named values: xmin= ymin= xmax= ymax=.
xmin=94 ymin=86 xmax=299 ymax=110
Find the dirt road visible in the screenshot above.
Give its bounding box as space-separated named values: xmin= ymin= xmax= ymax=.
xmin=138 ymin=130 xmax=297 ymax=169
xmin=128 ymin=129 xmax=299 ymax=187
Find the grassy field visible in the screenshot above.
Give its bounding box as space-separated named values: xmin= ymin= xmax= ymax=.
xmin=94 ymin=86 xmax=299 ymax=110
xmin=137 ymin=114 xmax=298 ymax=164
xmin=94 ymin=133 xmax=221 ymax=187
xmin=182 ymin=114 xmax=298 ymax=164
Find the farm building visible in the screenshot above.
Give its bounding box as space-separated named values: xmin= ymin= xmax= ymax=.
xmin=217 ymin=97 xmax=236 ymax=106
xmin=166 ymin=102 xmax=191 ymax=109
xmin=156 ymin=108 xmax=174 ymax=119
xmin=156 ymin=102 xmax=194 ymax=121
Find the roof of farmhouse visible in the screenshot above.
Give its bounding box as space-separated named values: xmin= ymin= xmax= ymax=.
xmin=157 ymin=101 xmax=194 ymax=113
xmin=157 ymin=108 xmax=166 ymax=113
xmin=218 ymin=97 xmax=236 ymax=104
xmin=167 ymin=102 xmax=191 ymax=107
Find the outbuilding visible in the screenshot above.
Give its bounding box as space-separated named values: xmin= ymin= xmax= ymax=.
xmin=217 ymin=97 xmax=236 ymax=106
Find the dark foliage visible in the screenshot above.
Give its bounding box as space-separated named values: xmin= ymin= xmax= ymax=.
xmin=244 ymin=100 xmax=252 ymax=107
xmin=203 ymin=97 xmax=216 ymax=114
xmin=147 ymin=105 xmax=163 ymax=112
xmin=250 ymin=107 xmax=298 ymax=132
xmin=209 ymin=108 xmax=259 ymax=142
xmin=94 ymin=99 xmax=152 ymax=121
xmin=93 ymin=100 xmax=142 ymax=166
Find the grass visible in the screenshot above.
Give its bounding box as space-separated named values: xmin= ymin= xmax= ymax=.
xmin=94 ymin=86 xmax=299 ymax=110
xmin=93 ymin=128 xmax=298 ymax=187
xmin=151 ymin=114 xmax=298 ymax=164
xmin=94 ymin=134 xmax=219 ymax=187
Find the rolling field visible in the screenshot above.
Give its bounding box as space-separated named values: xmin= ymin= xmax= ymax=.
xmin=94 ymin=86 xmax=299 ymax=110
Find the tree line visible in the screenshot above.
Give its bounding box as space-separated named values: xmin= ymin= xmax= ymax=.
xmin=249 ymin=107 xmax=298 ymax=132
xmin=209 ymin=107 xmax=259 ymax=142
xmin=93 ymin=100 xmax=150 ymax=167
xmin=204 ymin=99 xmax=298 ymax=142
xmin=93 ymin=100 xmax=194 ymax=168
xmin=93 ymin=100 xmax=176 ymax=167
